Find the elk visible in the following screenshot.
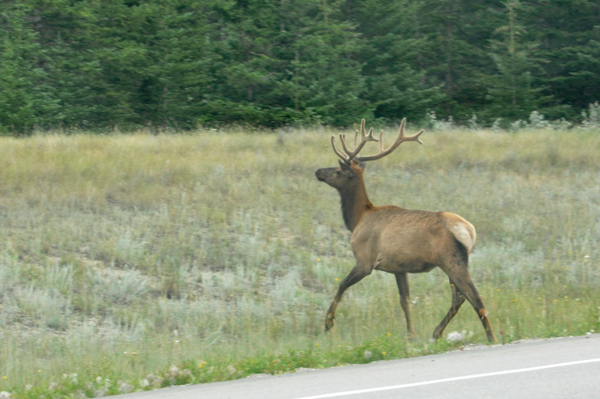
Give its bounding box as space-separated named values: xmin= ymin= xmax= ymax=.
xmin=315 ymin=119 xmax=496 ymax=343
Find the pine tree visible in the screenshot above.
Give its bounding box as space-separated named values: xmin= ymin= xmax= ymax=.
xmin=0 ymin=2 xmax=59 ymax=133
xmin=483 ymin=0 xmax=549 ymax=121
xmin=521 ymin=0 xmax=600 ymax=120
xmin=348 ymin=0 xmax=445 ymax=123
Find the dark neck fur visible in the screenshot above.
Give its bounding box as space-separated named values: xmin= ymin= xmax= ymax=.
xmin=338 ymin=181 xmax=373 ymax=232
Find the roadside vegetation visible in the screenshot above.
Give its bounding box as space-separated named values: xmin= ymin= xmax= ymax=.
xmin=1 ymin=125 xmax=599 ymax=398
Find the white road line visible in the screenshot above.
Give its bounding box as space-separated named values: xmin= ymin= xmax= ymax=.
xmin=293 ymin=358 xmax=600 ymax=399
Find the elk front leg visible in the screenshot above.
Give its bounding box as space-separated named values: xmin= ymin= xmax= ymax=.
xmin=325 ymin=264 xmax=370 ymax=332
xmin=394 ymin=272 xmax=417 ymax=338
xmin=432 ymin=278 xmax=466 ymax=340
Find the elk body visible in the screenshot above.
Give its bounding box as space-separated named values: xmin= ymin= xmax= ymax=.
xmin=315 ymin=119 xmax=496 ymax=343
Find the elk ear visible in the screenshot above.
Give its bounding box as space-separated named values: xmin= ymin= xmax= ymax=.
xmin=358 ymin=162 xmax=366 ymax=171
xmin=338 ymin=160 xmax=355 ymax=175
xmin=339 ymin=160 xmax=350 ymax=170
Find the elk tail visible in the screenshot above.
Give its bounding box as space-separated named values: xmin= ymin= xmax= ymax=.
xmin=441 ymin=212 xmax=477 ymax=254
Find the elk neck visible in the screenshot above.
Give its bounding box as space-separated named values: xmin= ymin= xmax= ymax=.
xmin=338 ymin=177 xmax=374 ymax=232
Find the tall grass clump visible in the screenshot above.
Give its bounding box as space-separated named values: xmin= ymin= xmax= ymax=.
xmin=0 ymin=127 xmax=599 ymax=397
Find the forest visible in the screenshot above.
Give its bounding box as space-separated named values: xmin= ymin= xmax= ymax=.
xmin=1 ymin=0 xmax=599 ymax=133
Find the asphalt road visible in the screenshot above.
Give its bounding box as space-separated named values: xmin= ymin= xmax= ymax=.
xmin=118 ymin=334 xmax=600 ymax=399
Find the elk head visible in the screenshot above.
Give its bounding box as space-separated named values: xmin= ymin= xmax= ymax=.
xmin=315 ymin=118 xmax=424 ymax=188
xmin=315 ymin=160 xmax=366 ymax=190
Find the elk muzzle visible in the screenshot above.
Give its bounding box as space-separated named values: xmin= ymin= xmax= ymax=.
xmin=315 ymin=167 xmax=336 ymax=182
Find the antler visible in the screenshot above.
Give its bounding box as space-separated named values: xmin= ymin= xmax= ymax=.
xmin=331 ymin=118 xmax=424 ymax=164
xmin=331 ymin=119 xmax=379 ymax=164
xmin=355 ymin=118 xmax=423 ymax=162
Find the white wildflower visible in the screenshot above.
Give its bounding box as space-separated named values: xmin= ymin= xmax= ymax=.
xmin=181 ymin=369 xmax=192 ymax=378
xmin=151 ymin=376 xmax=164 ymax=388
xmin=447 ymin=330 xmax=466 ymax=343
xmin=118 ymin=382 xmax=133 ymax=394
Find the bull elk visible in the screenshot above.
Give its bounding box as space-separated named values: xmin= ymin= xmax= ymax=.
xmin=315 ymin=119 xmax=496 ymax=343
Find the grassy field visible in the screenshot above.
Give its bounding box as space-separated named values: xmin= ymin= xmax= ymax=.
xmin=1 ymin=126 xmax=599 ymax=397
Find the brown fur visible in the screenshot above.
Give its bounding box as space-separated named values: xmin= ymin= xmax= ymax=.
xmin=315 ymin=160 xmax=496 ymax=342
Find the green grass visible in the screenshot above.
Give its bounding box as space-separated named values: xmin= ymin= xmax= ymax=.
xmin=1 ymin=127 xmax=600 ymax=398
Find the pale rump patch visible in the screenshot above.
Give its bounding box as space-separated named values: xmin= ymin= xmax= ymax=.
xmin=441 ymin=212 xmax=477 ymax=253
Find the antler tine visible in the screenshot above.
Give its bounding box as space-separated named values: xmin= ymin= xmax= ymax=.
xmin=355 ymin=118 xmax=424 ymax=163
xmin=331 ymin=135 xmax=350 ymax=163
xmin=339 ymin=133 xmax=353 ymax=156
xmin=396 ymin=117 xmax=424 ymax=145
xmin=338 ymin=119 xmax=379 ymax=163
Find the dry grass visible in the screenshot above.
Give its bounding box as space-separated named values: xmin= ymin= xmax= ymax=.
xmin=0 ymin=127 xmax=599 ymax=396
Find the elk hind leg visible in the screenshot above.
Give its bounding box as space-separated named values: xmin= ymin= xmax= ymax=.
xmin=325 ymin=263 xmax=371 ymax=332
xmin=432 ymin=278 xmax=465 ymax=340
xmin=442 ymin=255 xmax=497 ymax=343
xmin=449 ymin=270 xmax=496 ymax=343
xmin=394 ymin=272 xmax=417 ymax=338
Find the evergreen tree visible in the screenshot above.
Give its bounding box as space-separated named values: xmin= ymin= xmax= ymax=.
xmin=0 ymin=0 xmax=598 ymax=132
xmin=484 ymin=0 xmax=549 ymax=121
xmin=199 ymin=0 xmax=369 ymax=126
xmin=521 ymin=0 xmax=600 ymax=119
xmin=348 ymin=0 xmax=445 ymax=123
xmin=0 ymin=2 xmax=59 ymax=133
xmin=410 ymin=0 xmax=499 ymax=121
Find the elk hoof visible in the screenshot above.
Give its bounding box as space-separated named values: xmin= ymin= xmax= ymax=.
xmin=325 ymin=315 xmax=335 ymax=332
